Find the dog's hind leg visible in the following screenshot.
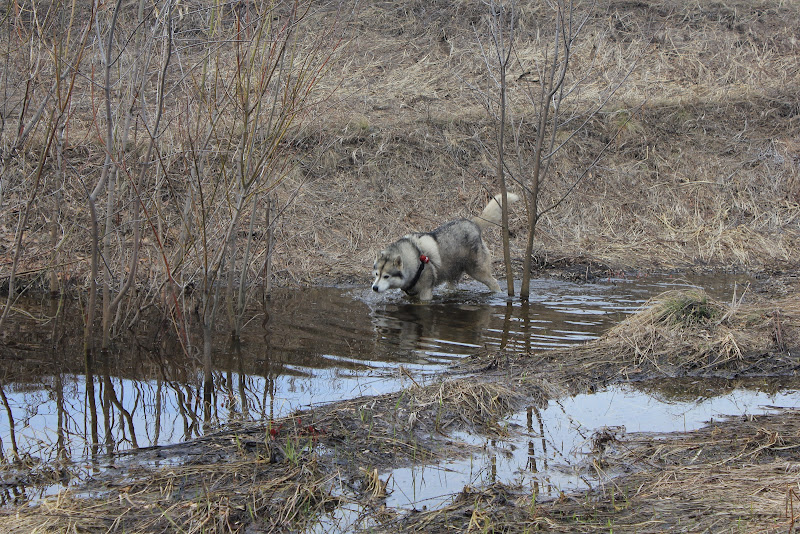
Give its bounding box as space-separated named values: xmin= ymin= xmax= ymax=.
xmin=467 ymin=261 xmax=501 ymax=292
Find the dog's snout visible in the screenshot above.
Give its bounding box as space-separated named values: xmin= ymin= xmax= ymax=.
xmin=372 ymin=285 xmax=379 ymax=292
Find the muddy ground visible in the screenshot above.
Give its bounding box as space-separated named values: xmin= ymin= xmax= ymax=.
xmin=3 ymin=271 xmax=799 ymax=533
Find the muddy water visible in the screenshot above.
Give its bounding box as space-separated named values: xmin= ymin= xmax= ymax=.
xmin=0 ymin=274 xmax=764 ymax=505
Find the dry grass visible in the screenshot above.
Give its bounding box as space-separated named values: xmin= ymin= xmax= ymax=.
xmin=2 ymin=0 xmax=799 ymax=295
xmin=602 ymin=288 xmax=748 ymax=370
xmin=599 ymin=288 xmax=799 ymax=378
xmin=7 ymin=454 xmax=339 ymax=533
xmin=299 ymin=0 xmax=800 ymax=281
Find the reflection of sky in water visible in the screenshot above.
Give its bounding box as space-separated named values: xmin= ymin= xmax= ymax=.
xmin=2 ymin=276 xmax=754 ymax=456
xmin=3 ymin=371 xmax=423 ymax=463
xmin=1 ymin=273 xmax=760 ymax=504
xmin=386 ymin=384 xmax=799 ymax=511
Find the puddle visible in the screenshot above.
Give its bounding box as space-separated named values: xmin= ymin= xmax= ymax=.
xmin=0 ymin=273 xmax=760 ymax=505
xmin=385 ymin=381 xmax=798 ymax=511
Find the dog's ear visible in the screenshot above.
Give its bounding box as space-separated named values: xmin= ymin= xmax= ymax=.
xmin=393 ymin=257 xmax=402 ymax=268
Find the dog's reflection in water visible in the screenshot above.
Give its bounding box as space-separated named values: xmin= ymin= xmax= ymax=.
xmin=371 ymin=300 xmax=495 ymax=358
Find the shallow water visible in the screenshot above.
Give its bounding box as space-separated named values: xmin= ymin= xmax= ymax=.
xmin=385 ymin=382 xmax=798 ymax=511
xmin=0 ymin=273 xmax=766 ymax=506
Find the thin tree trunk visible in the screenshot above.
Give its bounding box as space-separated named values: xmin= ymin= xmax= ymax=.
xmin=263 ymin=195 xmax=274 ymax=301
xmin=50 ymin=121 xmax=66 ymax=296
xmin=87 ymin=0 xmax=123 ymax=354
xmin=497 ymin=54 xmax=514 ymax=297
xmin=520 ymin=107 xmax=548 ymax=300
xmin=235 ymin=195 xmax=259 ymax=336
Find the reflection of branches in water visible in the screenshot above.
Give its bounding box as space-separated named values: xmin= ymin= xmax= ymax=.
xmin=522 ymin=399 xmax=606 ymax=497
xmin=526 ymin=405 xmax=552 ymax=496
xmin=101 ymin=374 xmax=139 ymax=450
xmin=4 ymin=291 xmax=372 ymax=469
xmin=84 ymin=350 xmax=99 ymax=458
xmin=500 ymin=302 xmax=512 ymax=349
xmin=0 ymin=381 xmax=18 ymax=462
xmin=154 ymin=379 xmax=162 ymax=446
xmin=2 ymin=339 xmax=283 ymax=470
xmin=54 ymin=373 xmax=66 ymax=463
xmin=4 ymin=359 xmax=501 ymax=472
xmin=264 ymin=374 xmax=277 ymax=423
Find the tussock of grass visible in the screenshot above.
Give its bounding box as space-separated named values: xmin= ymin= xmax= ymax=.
xmin=596 ymin=289 xmax=752 ymax=371
xmin=650 ymin=289 xmax=723 ymax=327
xmin=414 ymin=379 xmax=525 ymax=433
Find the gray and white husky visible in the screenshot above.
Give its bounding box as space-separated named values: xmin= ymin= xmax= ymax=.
xmin=372 ymin=193 xmax=519 ymax=301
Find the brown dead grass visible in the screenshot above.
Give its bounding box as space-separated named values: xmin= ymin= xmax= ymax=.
xmin=297 ymin=0 xmax=800 ymax=283
xmin=2 ymin=0 xmax=799 ymax=293
xmin=605 ymin=288 xmax=799 ymax=377
xmin=6 ymin=452 xmax=339 ymax=533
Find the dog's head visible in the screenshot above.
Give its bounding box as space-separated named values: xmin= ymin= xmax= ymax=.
xmin=372 ymin=251 xmax=404 ymax=293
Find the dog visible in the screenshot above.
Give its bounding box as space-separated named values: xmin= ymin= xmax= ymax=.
xmin=372 ymin=193 xmax=519 ymax=301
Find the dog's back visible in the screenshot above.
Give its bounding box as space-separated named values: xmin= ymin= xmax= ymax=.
xmin=427 ymin=219 xmax=485 ymax=283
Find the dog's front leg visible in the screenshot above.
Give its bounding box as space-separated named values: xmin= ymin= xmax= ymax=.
xmin=417 ymin=288 xmax=434 ymax=301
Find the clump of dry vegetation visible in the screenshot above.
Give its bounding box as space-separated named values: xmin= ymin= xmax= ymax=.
xmin=604 ymin=288 xmax=751 ymax=370
xmin=601 ymin=288 xmax=798 ymax=377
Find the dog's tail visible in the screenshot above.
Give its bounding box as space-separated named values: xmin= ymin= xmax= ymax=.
xmin=472 ymin=192 xmax=519 ymax=230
